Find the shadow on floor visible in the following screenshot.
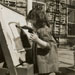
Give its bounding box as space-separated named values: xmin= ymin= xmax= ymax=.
xmin=56 ymin=67 xmax=75 ymax=75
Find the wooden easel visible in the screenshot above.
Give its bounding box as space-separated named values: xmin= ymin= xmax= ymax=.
xmin=0 ymin=21 xmax=33 ymax=75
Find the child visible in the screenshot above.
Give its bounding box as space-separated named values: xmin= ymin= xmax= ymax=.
xmin=26 ymin=7 xmax=59 ymax=75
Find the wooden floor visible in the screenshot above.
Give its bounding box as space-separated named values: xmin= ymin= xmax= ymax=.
xmin=58 ymin=48 xmax=74 ymax=67
xmin=0 ymin=46 xmax=75 ymax=75
xmin=58 ymin=47 xmax=75 ymax=75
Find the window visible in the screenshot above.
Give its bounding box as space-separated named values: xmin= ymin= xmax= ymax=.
xmin=32 ymin=1 xmax=46 ymax=11
xmin=67 ymin=7 xmax=75 ymax=37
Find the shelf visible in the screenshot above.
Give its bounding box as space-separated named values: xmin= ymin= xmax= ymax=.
xmin=68 ymin=5 xmax=75 ymax=9
xmin=48 ymin=1 xmax=75 ymax=9
xmin=54 ymin=34 xmax=67 ymax=38
xmin=47 ymin=11 xmax=67 ymax=15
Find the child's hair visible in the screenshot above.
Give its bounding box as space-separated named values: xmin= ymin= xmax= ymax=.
xmin=26 ymin=7 xmax=49 ymax=28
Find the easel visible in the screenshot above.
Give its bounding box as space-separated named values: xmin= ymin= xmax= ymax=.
xmin=0 ymin=21 xmax=33 ymax=75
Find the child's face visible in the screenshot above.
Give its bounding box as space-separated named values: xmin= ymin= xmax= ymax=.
xmin=28 ymin=19 xmax=38 ymax=30
xmin=29 ymin=20 xmax=36 ymax=25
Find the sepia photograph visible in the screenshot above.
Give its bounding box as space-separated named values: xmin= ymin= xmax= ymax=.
xmin=0 ymin=0 xmax=75 ymax=75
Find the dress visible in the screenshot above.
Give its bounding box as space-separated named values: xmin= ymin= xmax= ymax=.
xmin=33 ymin=25 xmax=59 ymax=74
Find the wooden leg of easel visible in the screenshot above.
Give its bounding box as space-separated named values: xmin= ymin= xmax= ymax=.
xmin=74 ymin=51 xmax=75 ymax=69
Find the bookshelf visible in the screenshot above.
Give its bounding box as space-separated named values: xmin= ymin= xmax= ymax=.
xmin=46 ymin=0 xmax=67 ymax=36
xmin=0 ymin=0 xmax=27 ymax=16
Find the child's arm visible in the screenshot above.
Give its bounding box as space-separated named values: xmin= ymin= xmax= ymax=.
xmin=30 ymin=33 xmax=51 ymax=49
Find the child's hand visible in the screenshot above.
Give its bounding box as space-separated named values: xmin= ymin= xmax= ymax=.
xmin=30 ymin=33 xmax=48 ymax=48
xmin=30 ymin=33 xmax=39 ymax=42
